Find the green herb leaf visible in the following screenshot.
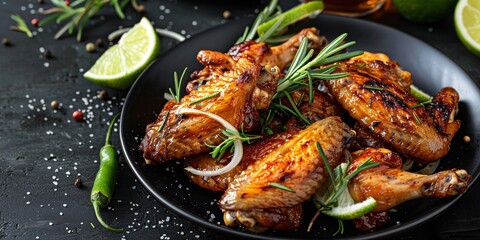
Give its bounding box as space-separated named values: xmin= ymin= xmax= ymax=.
xmin=409 ymin=98 xmax=432 ymax=108
xmin=189 ymin=92 xmax=220 ymax=105
xmin=235 ymin=0 xmax=280 ymax=44
xmin=268 ymin=182 xmax=296 ymax=192
xmin=208 ymin=125 xmax=261 ymax=161
xmin=169 ymin=67 xmax=188 ymax=102
xmin=10 ymin=15 xmax=33 ymax=38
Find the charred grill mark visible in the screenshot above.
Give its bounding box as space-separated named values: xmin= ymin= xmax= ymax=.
xmin=228 ymin=41 xmax=256 ymax=57
xmin=364 ymin=79 xmax=388 ymax=89
xmin=280 ymin=173 xmax=293 ymax=182
xmin=238 ymin=72 xmax=253 ymax=83
xmin=380 ymin=90 xmax=409 ymax=109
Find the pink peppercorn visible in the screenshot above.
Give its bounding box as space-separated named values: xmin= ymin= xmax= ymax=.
xmin=72 ymin=111 xmax=83 ymax=121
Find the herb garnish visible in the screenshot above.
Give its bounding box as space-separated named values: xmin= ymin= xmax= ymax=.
xmin=10 ymin=15 xmax=33 ymax=38
xmin=189 ymin=92 xmax=220 ymax=105
xmin=37 ymin=0 xmax=144 ymax=41
xmin=308 ymin=142 xmax=379 ymax=235
xmin=363 ymin=85 xmax=384 ymax=91
xmin=412 ymin=111 xmax=422 ymax=125
xmin=207 ymin=126 xmax=261 ymax=162
xmin=158 ymin=111 xmax=170 ymax=133
xmin=261 ymin=34 xmax=362 ymax=133
xmin=168 ymin=67 xmax=188 ymax=103
xmin=235 ymin=0 xmax=281 ymax=44
xmin=409 ymin=98 xmax=432 ymax=108
xmin=268 ymin=182 xmax=296 ymax=192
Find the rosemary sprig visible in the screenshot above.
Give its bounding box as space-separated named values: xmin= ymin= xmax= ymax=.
xmin=10 ymin=15 xmax=33 ymax=38
xmin=412 ymin=111 xmax=422 ymax=125
xmin=189 ymin=92 xmax=220 ymax=105
xmin=235 ymin=0 xmax=281 ymax=44
xmin=37 ymin=0 xmax=143 ymax=41
xmin=308 ymin=142 xmax=379 ymax=234
xmin=158 ymin=111 xmax=170 ymax=133
xmin=261 ymin=34 xmax=362 ymax=133
xmin=276 ymin=34 xmax=363 ymax=94
xmin=409 ymin=98 xmax=432 ymax=108
xmin=268 ymin=182 xmax=296 ymax=193
xmin=363 ymin=85 xmax=384 ymax=91
xmin=207 ymin=126 xmax=261 ymax=161
xmin=168 ymin=67 xmax=188 ymax=103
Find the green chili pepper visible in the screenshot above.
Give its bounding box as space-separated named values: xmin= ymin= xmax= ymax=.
xmin=90 ymin=113 xmax=123 ymax=232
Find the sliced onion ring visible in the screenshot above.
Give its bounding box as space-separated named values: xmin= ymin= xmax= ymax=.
xmin=177 ymin=107 xmax=243 ymax=177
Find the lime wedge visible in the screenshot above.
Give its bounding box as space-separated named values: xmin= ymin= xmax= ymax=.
xmin=392 ymin=0 xmax=456 ymax=23
xmin=410 ymin=85 xmax=432 ymax=102
xmin=455 ymin=0 xmax=480 ymax=57
xmin=84 ymin=17 xmax=160 ymax=89
xmin=256 ymin=1 xmax=324 ymax=37
xmin=314 ymin=163 xmax=377 ymax=220
xmin=323 ymin=196 xmax=377 ymax=220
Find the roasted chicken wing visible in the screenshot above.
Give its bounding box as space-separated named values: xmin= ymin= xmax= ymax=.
xmin=141 ymin=28 xmax=327 ymax=164
xmin=325 ymin=52 xmax=461 ymax=163
xmin=348 ymin=148 xmax=471 ymax=212
xmin=184 ymin=119 xmax=303 ymax=192
xmin=219 ymin=116 xmax=353 ymax=210
xmin=223 ymin=204 xmax=303 ymax=232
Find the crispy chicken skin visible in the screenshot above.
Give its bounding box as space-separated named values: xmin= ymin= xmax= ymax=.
xmin=184 ymin=84 xmax=345 ymax=192
xmin=325 ymin=52 xmax=461 ymax=163
xmin=219 ymin=116 xmax=353 ymax=210
xmin=184 ymin=119 xmax=303 ymax=192
xmin=223 ymin=204 xmax=303 ymax=232
xmin=140 ymin=53 xmax=266 ymax=163
xmin=141 ymin=28 xmax=327 ymax=164
xmin=348 ymin=148 xmax=471 ymax=212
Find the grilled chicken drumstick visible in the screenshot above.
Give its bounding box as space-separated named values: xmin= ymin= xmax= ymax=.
xmin=325 ymin=52 xmax=461 ymax=163
xmin=348 ymin=148 xmax=471 ymax=213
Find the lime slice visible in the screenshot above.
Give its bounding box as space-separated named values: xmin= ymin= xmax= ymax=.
xmin=455 ymin=0 xmax=480 ymax=57
xmin=314 ymin=163 xmax=377 ymax=220
xmin=323 ymin=197 xmax=377 ymax=220
xmin=84 ymin=17 xmax=160 ymax=90
xmin=256 ymin=1 xmax=324 ymax=37
xmin=410 ymin=85 xmax=432 ymax=102
xmin=392 ymin=0 xmax=457 ymax=23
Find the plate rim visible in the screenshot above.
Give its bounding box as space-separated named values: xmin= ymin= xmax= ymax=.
xmin=119 ymin=14 xmax=480 ymax=240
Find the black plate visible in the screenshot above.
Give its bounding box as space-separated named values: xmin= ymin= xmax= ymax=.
xmin=120 ymin=14 xmax=480 ymax=239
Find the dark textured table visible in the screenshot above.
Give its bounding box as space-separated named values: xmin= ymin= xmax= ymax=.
xmin=1 ymin=1 xmax=479 ymax=239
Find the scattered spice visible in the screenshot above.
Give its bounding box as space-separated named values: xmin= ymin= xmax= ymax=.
xmin=44 ymin=49 xmax=53 ymax=59
xmin=98 ymin=90 xmax=108 ymax=100
xmin=95 ymin=38 xmax=105 ymax=48
xmin=2 ymin=38 xmax=11 ymax=46
xmin=31 ymin=18 xmax=39 ymax=27
xmin=135 ymin=4 xmax=145 ymax=13
xmin=74 ymin=178 xmax=83 ymax=188
xmin=50 ymin=100 xmax=59 ymax=109
xmin=464 ymin=135 xmax=471 ymax=143
xmin=223 ymin=10 xmax=232 ymax=19
xmin=72 ymin=110 xmax=84 ymax=121
xmin=85 ymin=42 xmax=95 ymax=52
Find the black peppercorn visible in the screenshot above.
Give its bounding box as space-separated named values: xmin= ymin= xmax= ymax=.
xmin=98 ymin=90 xmax=108 ymax=100
xmin=44 ymin=49 xmax=53 ymax=59
xmin=95 ymin=38 xmax=105 ymax=48
xmin=2 ymin=38 xmax=11 ymax=46
xmin=74 ymin=178 xmax=83 ymax=188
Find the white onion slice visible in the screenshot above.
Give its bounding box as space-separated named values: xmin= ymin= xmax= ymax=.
xmin=164 ymin=92 xmax=174 ymax=101
xmin=177 ymin=107 xmax=243 ymax=177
